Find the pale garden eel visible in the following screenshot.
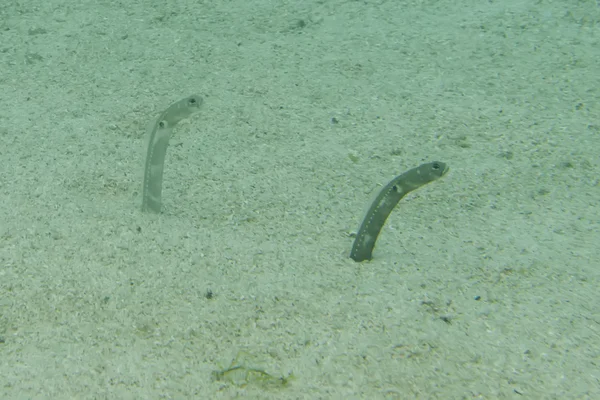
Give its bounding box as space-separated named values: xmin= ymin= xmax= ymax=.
xmin=141 ymin=95 xmax=203 ymax=213
xmin=350 ymin=161 xmax=449 ymax=262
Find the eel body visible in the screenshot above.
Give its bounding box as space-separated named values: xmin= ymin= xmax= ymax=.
xmin=350 ymin=161 xmax=449 ymax=262
xmin=141 ymin=95 xmax=203 ymax=213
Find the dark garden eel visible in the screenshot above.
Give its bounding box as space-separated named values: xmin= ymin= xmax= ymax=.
xmin=141 ymin=95 xmax=203 ymax=213
xmin=350 ymin=161 xmax=449 ymax=262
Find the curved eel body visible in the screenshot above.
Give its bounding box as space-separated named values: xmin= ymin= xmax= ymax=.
xmin=141 ymin=95 xmax=203 ymax=213
xmin=350 ymin=161 xmax=449 ymax=262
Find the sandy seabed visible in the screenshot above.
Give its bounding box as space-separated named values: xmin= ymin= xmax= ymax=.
xmin=1 ymin=0 xmax=599 ymax=398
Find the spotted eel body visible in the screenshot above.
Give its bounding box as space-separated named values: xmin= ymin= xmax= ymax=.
xmin=350 ymin=161 xmax=449 ymax=262
xmin=141 ymin=95 xmax=203 ymax=213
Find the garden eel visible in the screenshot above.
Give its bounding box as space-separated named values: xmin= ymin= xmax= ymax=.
xmin=141 ymin=95 xmax=203 ymax=213
xmin=350 ymin=161 xmax=449 ymax=262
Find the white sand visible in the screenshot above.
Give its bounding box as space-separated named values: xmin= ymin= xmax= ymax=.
xmin=1 ymin=0 xmax=599 ymax=398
